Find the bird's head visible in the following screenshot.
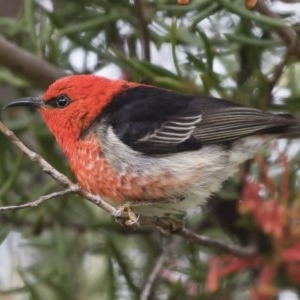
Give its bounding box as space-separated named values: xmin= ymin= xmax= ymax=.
xmin=5 ymin=75 xmax=130 ymax=146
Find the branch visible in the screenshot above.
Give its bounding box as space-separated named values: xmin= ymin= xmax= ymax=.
xmin=0 ymin=120 xmax=258 ymax=258
xmin=154 ymin=218 xmax=257 ymax=258
xmin=0 ymin=34 xmax=65 ymax=89
xmin=178 ymin=227 xmax=257 ymax=258
xmin=0 ymin=120 xmax=118 ymax=215
xmin=0 ymin=120 xmax=73 ymax=187
xmin=140 ymin=241 xmax=172 ymax=300
xmin=255 ymin=0 xmax=300 ymax=59
xmin=0 ymin=188 xmax=77 ymax=211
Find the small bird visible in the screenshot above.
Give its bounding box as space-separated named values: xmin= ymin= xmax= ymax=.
xmin=5 ymin=75 xmax=299 ymax=217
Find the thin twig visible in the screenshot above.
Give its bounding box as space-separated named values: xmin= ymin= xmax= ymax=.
xmin=0 ymin=120 xmax=118 ymax=216
xmin=140 ymin=241 xmax=173 ymax=300
xmin=0 ymin=187 xmax=77 ymax=211
xmin=154 ymin=218 xmax=257 ymax=257
xmin=0 ymin=121 xmax=73 ymax=187
xmin=264 ymin=48 xmax=292 ymax=107
xmin=178 ymin=227 xmax=257 ymax=258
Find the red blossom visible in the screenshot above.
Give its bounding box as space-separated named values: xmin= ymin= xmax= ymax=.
xmin=285 ymin=262 xmax=300 ymax=285
xmin=239 ymin=180 xmax=287 ymax=239
xmin=279 ymin=153 xmax=290 ymax=202
xmin=208 ymin=153 xmax=300 ymax=296
xmin=251 ymin=287 xmax=277 ymax=300
xmin=206 ymin=255 xmax=261 ymax=292
xmin=256 ymin=155 xmax=276 ymax=195
xmin=254 ymin=200 xmax=286 ymax=239
xmin=245 ymin=0 xmax=257 ymax=9
xmin=238 ymin=180 xmax=261 ymax=214
xmin=282 ymin=243 xmax=300 ymax=262
xmin=177 ymin=0 xmax=189 ymax=5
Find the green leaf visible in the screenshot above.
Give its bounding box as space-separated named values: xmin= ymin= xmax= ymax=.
xmin=170 ymin=18 xmax=182 ymax=77
xmin=216 ymin=0 xmax=288 ymax=27
xmin=288 ymin=63 xmax=300 ymax=97
xmin=0 ymin=70 xmax=29 ymax=87
xmin=59 ymin=10 xmax=128 ymax=35
xmin=225 ymin=33 xmax=281 ymax=47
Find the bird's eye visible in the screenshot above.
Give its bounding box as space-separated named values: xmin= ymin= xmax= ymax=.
xmin=56 ymin=95 xmax=70 ymax=108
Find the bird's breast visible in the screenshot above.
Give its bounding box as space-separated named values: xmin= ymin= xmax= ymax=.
xmin=67 ymin=136 xmax=196 ymax=205
xmin=65 ymin=133 xmax=231 ymax=211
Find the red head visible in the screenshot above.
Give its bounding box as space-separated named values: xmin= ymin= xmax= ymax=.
xmin=40 ymin=75 xmax=129 ymax=145
xmin=5 ymin=75 xmax=137 ymax=150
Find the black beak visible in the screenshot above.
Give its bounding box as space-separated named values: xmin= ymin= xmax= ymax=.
xmin=3 ymin=97 xmax=44 ymax=109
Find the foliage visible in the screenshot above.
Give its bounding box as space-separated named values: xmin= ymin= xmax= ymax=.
xmin=0 ymin=0 xmax=300 ymax=299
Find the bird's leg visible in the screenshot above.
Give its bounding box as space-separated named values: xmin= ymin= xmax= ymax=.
xmin=114 ymin=204 xmax=140 ymax=228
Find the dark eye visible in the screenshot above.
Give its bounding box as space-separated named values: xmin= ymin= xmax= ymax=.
xmin=56 ymin=95 xmax=70 ymax=108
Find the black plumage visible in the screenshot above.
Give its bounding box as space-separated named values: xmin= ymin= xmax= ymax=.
xmin=98 ymin=85 xmax=298 ymax=155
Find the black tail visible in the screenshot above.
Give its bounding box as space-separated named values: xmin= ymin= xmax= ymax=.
xmin=262 ymin=113 xmax=300 ymax=138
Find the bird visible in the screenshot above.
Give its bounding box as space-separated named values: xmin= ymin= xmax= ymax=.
xmin=5 ymin=74 xmax=299 ymax=218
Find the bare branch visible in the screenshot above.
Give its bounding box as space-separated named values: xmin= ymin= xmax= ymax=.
xmin=152 ymin=218 xmax=257 ymax=257
xmin=0 ymin=34 xmax=65 ymax=89
xmin=178 ymin=227 xmax=257 ymax=258
xmin=0 ymin=187 xmax=77 ymax=211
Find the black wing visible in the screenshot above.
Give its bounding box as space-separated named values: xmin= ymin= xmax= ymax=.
xmin=100 ymin=85 xmax=297 ymax=155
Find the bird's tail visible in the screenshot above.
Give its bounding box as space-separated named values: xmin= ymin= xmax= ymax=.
xmin=278 ymin=126 xmax=300 ymax=139
xmin=270 ymin=113 xmax=300 ymax=139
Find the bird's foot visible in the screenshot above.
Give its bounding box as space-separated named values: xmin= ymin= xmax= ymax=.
xmin=114 ymin=204 xmax=140 ymax=228
xmin=155 ymin=217 xmax=183 ymax=236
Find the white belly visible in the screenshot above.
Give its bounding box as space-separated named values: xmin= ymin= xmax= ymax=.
xmin=103 ymin=127 xmax=270 ymax=216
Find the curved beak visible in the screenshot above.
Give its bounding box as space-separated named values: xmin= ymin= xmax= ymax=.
xmin=3 ymin=97 xmax=44 ymax=110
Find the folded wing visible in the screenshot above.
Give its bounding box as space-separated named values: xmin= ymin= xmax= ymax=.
xmin=99 ymin=85 xmax=298 ymax=155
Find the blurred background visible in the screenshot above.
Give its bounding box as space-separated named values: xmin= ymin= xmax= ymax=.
xmin=0 ymin=0 xmax=300 ymax=299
